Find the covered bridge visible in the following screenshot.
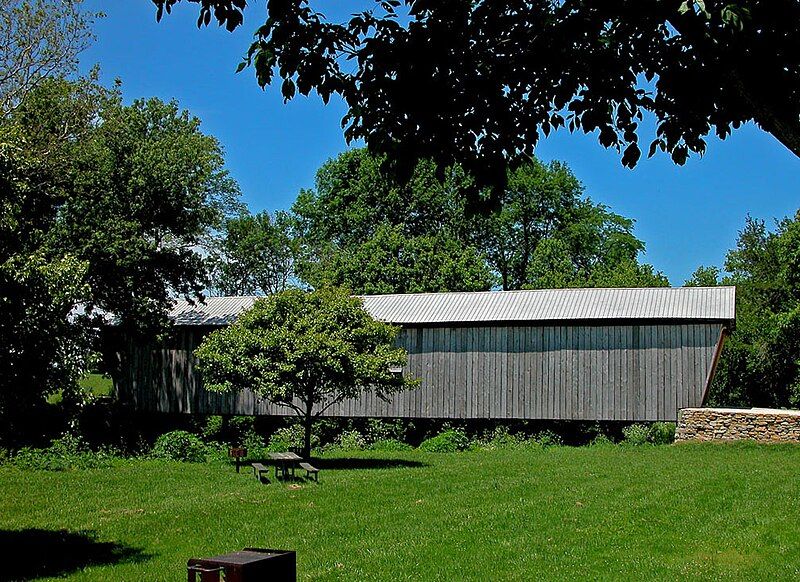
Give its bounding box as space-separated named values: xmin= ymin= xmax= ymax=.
xmin=113 ymin=286 xmax=735 ymax=422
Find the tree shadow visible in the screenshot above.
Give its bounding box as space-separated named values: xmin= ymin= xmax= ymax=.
xmin=0 ymin=529 xmax=150 ymax=581
xmin=311 ymin=458 xmax=427 ymax=471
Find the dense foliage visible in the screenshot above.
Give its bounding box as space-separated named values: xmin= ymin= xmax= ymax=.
xmin=156 ymin=0 xmax=800 ymax=196
xmin=0 ymin=73 xmax=241 ymax=443
xmin=194 ymin=287 xmax=415 ymax=456
xmin=210 ymin=210 xmax=297 ymax=296
xmin=469 ymin=159 xmax=668 ymax=290
xmin=0 ymin=0 xmax=99 ymax=117
xmin=292 ymin=149 xmax=494 ymax=293
xmin=688 ymin=210 xmax=800 ymax=408
xmin=151 ymin=430 xmax=208 ymax=462
xmin=290 ymin=149 xmax=666 ymax=293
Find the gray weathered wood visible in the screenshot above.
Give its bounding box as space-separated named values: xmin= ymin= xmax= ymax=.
xmin=116 ymin=322 xmax=726 ymax=421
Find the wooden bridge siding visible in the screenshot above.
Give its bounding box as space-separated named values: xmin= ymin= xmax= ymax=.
xmin=119 ymin=323 xmax=722 ymax=421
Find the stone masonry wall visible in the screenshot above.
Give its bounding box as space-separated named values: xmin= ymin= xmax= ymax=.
xmin=676 ymin=407 xmax=800 ymax=443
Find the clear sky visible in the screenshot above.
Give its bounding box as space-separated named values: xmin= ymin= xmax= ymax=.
xmin=80 ymin=1 xmax=799 ymax=285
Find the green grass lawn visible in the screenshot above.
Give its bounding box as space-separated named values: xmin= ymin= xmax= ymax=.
xmin=2 ymin=443 xmax=800 ymax=581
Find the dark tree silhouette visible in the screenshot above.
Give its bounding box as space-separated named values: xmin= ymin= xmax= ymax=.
xmin=153 ymin=1 xmax=800 ymax=198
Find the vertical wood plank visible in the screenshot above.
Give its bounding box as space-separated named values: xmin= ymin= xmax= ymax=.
xmin=490 ymin=325 xmax=497 ymax=418
xmin=422 ymin=327 xmax=432 ymax=417
xmin=543 ymin=326 xmax=551 ymax=419
xmin=572 ymin=325 xmax=580 ymax=420
xmin=584 ymin=326 xmax=592 ymax=419
xmin=465 ymin=327 xmax=473 ymax=418
xmin=656 ymin=325 xmax=664 ymax=420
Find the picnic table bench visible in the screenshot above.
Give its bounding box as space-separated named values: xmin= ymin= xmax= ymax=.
xmin=251 ymin=463 xmax=270 ymax=482
xmin=251 ymin=453 xmax=320 ymax=483
xmin=298 ymin=462 xmax=319 ymax=482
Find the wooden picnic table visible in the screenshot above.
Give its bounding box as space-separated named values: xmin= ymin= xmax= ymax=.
xmin=268 ymin=451 xmax=302 ymax=480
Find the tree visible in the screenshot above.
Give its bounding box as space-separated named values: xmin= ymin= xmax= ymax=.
xmin=292 ymin=148 xmax=663 ymax=292
xmin=194 ymin=287 xmax=414 ymax=457
xmin=293 ymin=148 xmax=495 ymax=293
xmin=0 ymin=135 xmax=94 ymax=444
xmin=0 ymin=75 xmax=112 ymax=443
xmin=467 ymin=159 xmax=666 ymax=290
xmin=586 ymin=259 xmax=669 ymax=289
xmin=305 ymin=223 xmax=494 ymax=295
xmin=0 ymin=77 xmax=242 ymax=440
xmin=685 ymin=265 xmax=721 ymax=287
xmin=155 ymin=0 xmax=800 ymax=196
xmin=210 ymin=210 xmax=297 ymax=296
xmin=691 ymin=211 xmax=800 ymax=408
xmin=0 ymin=0 xmax=99 ymax=117
xmin=51 ymin=87 xmax=242 ymax=334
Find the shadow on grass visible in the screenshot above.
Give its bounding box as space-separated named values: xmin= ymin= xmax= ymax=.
xmin=0 ymin=529 xmax=150 ymax=581
xmin=311 ymin=458 xmax=427 ymax=471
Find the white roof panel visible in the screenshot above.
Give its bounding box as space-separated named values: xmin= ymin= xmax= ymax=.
xmin=170 ymin=287 xmax=735 ymax=326
xmin=360 ymin=287 xmax=735 ymax=324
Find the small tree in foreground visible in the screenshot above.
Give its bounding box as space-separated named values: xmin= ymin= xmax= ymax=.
xmin=194 ymin=287 xmax=415 ymax=458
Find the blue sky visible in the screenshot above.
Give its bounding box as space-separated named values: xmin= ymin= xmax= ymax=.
xmin=81 ymin=1 xmax=799 ymax=285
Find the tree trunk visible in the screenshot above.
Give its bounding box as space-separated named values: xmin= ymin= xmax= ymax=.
xmin=302 ymin=409 xmax=313 ymax=460
xmin=753 ymin=111 xmax=800 ymax=160
xmin=665 ymin=13 xmax=800 ymax=161
xmin=728 ymin=69 xmax=800 ymax=160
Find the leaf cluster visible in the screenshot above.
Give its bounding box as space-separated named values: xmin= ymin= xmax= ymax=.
xmin=287 ymin=148 xmax=666 ymax=294
xmin=210 ymin=210 xmax=297 ymax=296
xmin=195 ymin=287 xmax=414 ymax=418
xmin=157 ymin=0 xmax=800 ymax=196
xmin=689 ymin=210 xmax=800 ymax=408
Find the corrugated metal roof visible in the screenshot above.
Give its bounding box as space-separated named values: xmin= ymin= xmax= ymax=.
xmin=170 ymin=287 xmax=735 ymax=326
xmin=170 ymin=296 xmax=258 ymax=326
xmin=361 ymin=287 xmax=735 ymax=324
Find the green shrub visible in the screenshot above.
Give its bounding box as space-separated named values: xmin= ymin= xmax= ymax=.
xmin=647 ymin=422 xmax=676 ymax=445
xmin=201 ymin=415 xmax=224 ymax=441
xmin=419 ymin=429 xmax=469 ymax=453
xmin=365 ymin=419 xmax=407 ymax=443
xmin=11 ymin=434 xmax=114 ymax=471
xmin=151 ymin=430 xmax=208 ymax=462
xmin=242 ymin=431 xmax=267 ymax=459
xmin=369 ymin=438 xmax=413 ymax=452
xmin=474 ymin=426 xmax=525 ymax=450
xmin=336 ymin=429 xmax=367 ymax=451
xmin=622 ymin=424 xmax=650 ymax=446
xmin=531 ymin=430 xmax=563 ymax=447
xmin=267 ymin=424 xmax=307 ymax=452
xmin=589 ymin=434 xmax=615 ymax=447
xmin=228 ymin=416 xmax=256 ymax=445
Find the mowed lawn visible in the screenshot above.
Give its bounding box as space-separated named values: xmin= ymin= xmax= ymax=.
xmin=3 ymin=443 xmax=800 ymax=581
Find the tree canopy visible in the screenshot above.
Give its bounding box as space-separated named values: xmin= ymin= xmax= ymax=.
xmin=0 ymin=0 xmax=99 ymax=117
xmin=687 ymin=211 xmax=800 ymax=408
xmin=195 ymin=287 xmax=414 ymax=456
xmin=292 ymin=148 xmax=495 ymax=293
xmin=0 ymin=75 xmax=242 ymax=441
xmin=467 ymin=159 xmax=668 ymax=290
xmin=210 ymin=210 xmax=297 ymax=296
xmin=290 ymin=148 xmax=666 ymax=294
xmin=57 ymin=91 xmax=242 ymax=334
xmin=154 ymin=0 xmax=800 ymax=195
